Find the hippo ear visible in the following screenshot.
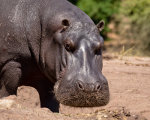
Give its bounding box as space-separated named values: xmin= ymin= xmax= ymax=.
xmin=60 ymin=19 xmax=70 ymax=33
xmin=97 ymin=20 xmax=105 ymax=32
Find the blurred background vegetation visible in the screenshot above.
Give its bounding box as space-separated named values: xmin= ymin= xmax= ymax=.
xmin=68 ymin=0 xmax=150 ymax=56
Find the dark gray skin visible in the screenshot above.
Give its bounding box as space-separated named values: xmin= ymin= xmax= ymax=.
xmin=0 ymin=0 xmax=109 ymax=112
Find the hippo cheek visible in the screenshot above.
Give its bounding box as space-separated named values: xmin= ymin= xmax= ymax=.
xmin=54 ymin=79 xmax=110 ymax=107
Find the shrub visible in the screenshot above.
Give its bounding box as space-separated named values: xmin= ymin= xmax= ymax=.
xmin=119 ymin=0 xmax=150 ymax=55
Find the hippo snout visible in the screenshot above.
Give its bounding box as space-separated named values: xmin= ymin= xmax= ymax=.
xmin=54 ymin=75 xmax=109 ymax=107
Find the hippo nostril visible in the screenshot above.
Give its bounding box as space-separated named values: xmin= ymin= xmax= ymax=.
xmin=97 ymin=85 xmax=101 ymax=90
xmin=95 ymin=83 xmax=102 ymax=91
xmin=78 ymin=83 xmax=82 ymax=89
xmin=76 ymin=81 xmax=84 ymax=90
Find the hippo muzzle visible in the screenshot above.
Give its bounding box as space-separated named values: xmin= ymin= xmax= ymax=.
xmin=54 ymin=72 xmax=109 ymax=107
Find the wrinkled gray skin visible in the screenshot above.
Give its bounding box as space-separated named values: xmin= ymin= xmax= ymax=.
xmin=0 ymin=0 xmax=109 ymax=112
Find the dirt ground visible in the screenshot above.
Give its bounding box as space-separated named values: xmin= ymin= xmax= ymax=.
xmin=0 ymin=54 xmax=149 ymax=120
xmin=103 ymin=54 xmax=150 ymax=119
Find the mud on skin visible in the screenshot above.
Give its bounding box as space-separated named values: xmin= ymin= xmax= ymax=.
xmin=0 ymin=0 xmax=109 ymax=112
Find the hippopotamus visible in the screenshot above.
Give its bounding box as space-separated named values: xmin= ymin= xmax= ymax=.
xmin=0 ymin=0 xmax=109 ymax=112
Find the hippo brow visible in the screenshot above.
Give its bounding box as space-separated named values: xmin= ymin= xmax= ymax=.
xmin=69 ymin=22 xmax=97 ymax=32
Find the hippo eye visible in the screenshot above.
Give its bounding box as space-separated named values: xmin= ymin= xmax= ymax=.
xmin=65 ymin=43 xmax=71 ymax=51
xmin=64 ymin=40 xmax=75 ymax=52
xmin=94 ymin=46 xmax=102 ymax=55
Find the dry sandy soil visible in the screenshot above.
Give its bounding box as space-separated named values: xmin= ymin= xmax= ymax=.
xmin=0 ymin=54 xmax=149 ymax=120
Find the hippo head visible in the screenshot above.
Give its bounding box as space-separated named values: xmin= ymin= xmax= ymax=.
xmin=50 ymin=19 xmax=109 ymax=107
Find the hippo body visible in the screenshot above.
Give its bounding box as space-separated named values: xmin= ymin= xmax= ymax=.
xmin=0 ymin=0 xmax=109 ymax=112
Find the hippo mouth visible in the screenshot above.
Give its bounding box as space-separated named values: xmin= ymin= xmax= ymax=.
xmin=54 ymin=80 xmax=109 ymax=107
